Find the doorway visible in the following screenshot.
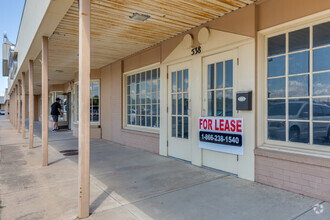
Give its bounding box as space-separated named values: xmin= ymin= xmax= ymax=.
xmin=167 ymin=61 xmax=192 ymax=162
xmin=202 ymin=49 xmax=238 ymax=174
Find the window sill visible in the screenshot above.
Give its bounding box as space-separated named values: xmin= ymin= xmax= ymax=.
xmin=256 ymin=144 xmax=330 ymax=167
xmin=72 ymin=122 xmax=100 ymax=127
xmin=122 ymin=127 xmax=160 ymax=137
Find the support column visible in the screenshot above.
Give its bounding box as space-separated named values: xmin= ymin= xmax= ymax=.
xmin=17 ymin=80 xmax=21 ymax=133
xmin=10 ymin=92 xmax=12 ymax=123
xmin=42 ymin=36 xmax=49 ymax=166
xmin=10 ymin=93 xmax=12 ymax=123
xmin=15 ymin=85 xmax=18 ymax=129
xmin=11 ymin=93 xmax=13 ymax=123
xmin=78 ymin=0 xmax=90 ymax=218
xmin=22 ymin=72 xmax=26 ymax=138
xmin=5 ymin=101 xmax=8 ymax=119
xmin=12 ymin=92 xmax=14 ymax=124
xmin=29 ymin=60 xmax=34 ymax=149
xmin=11 ymin=92 xmax=14 ymax=124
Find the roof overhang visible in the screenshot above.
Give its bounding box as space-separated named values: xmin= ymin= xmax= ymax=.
xmin=11 ymin=0 xmax=256 ymax=94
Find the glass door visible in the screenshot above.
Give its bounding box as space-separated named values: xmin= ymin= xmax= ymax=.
xmin=168 ymin=61 xmax=192 ymax=161
xmin=202 ymin=50 xmax=238 ymax=174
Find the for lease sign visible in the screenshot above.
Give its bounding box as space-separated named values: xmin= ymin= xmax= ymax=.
xmin=199 ymin=117 xmax=244 ymax=155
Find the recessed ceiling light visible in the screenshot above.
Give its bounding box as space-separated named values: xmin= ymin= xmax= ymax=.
xmin=129 ymin=13 xmax=150 ymax=22
xmin=55 ymin=70 xmax=64 ymax=73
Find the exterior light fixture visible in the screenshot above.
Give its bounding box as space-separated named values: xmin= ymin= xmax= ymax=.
xmin=129 ymin=13 xmax=150 ymax=22
xmin=55 ymin=70 xmax=64 ymax=73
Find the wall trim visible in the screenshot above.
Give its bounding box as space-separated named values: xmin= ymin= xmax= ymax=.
xmin=255 ymin=147 xmax=330 ymax=168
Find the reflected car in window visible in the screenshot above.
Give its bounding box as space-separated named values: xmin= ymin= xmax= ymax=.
xmin=268 ymin=101 xmax=330 ymax=144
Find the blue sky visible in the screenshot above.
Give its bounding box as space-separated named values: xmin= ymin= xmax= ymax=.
xmin=0 ymin=0 xmax=25 ymax=96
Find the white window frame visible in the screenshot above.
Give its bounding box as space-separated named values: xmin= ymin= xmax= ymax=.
xmin=260 ymin=11 xmax=330 ymax=154
xmin=123 ymin=63 xmax=160 ymax=134
xmin=202 ymin=50 xmax=238 ymax=118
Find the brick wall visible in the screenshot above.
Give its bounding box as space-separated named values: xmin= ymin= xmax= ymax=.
xmin=255 ymin=148 xmax=330 ymax=202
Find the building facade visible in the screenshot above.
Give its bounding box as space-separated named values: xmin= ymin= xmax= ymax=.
xmin=3 ymin=0 xmax=330 ymax=206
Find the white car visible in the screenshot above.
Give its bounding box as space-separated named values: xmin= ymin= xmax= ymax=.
xmin=268 ymin=101 xmax=330 ymax=144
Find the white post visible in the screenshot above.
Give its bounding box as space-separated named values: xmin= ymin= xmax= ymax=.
xmin=42 ymin=36 xmax=49 ymax=166
xmin=78 ymin=0 xmax=91 ymax=218
xmin=29 ymin=60 xmax=34 ymax=149
xmin=15 ymin=85 xmax=18 ymax=129
xmin=17 ymin=80 xmax=21 ymax=133
xmin=22 ymin=72 xmax=26 ymax=138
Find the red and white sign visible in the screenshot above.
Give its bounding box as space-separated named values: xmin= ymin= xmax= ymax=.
xmin=199 ymin=117 xmax=244 ymax=155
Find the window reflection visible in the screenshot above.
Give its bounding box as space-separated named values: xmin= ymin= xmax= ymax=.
xmin=172 ymin=117 xmax=176 ymax=137
xmin=225 ymin=89 xmax=233 ymax=117
xmin=208 ymin=64 xmax=214 ymax=90
xmin=289 ymin=122 xmax=309 ymax=143
xmin=288 ymin=99 xmax=309 ymax=120
xmin=313 ymin=98 xmax=330 ymax=120
xmin=268 ymin=121 xmax=286 ymax=141
xmin=268 ymin=56 xmax=285 ymax=77
xmin=288 ymin=75 xmax=309 ymax=97
xmin=289 ymin=51 xmax=309 ymax=75
xmin=172 ymin=72 xmax=176 ymax=92
xmin=313 ymin=47 xmax=330 ymax=72
xmin=313 ymin=21 xmax=330 ymax=48
xmin=216 ymin=62 xmax=223 ymax=89
xmin=207 ymin=60 xmax=233 ymax=117
xmin=268 ymin=34 xmax=286 ymax=56
xmin=178 ymin=70 xmax=182 ymax=92
xmin=268 ymin=99 xmax=285 ymax=119
xmin=184 ymin=93 xmax=188 ymax=115
xmin=225 ymin=60 xmax=233 ymax=87
xmin=289 ymin=28 xmax=309 ymax=52
xmin=268 ymin=78 xmax=285 ymax=98
xmin=313 ymin=72 xmax=330 ymax=96
xmin=127 ymin=68 xmax=160 ymax=128
xmin=178 ymin=117 xmax=182 ymax=138
xmin=267 ymin=22 xmax=330 ymax=146
xmin=313 ymin=122 xmax=330 ymax=145
xmin=184 ymin=117 xmax=188 ymax=139
xmin=184 ymin=69 xmax=189 ymax=92
xmin=208 ymin=91 xmax=214 ymax=116
xmin=216 ymin=91 xmax=223 ymax=116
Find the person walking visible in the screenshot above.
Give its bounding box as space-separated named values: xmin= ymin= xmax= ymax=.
xmin=51 ymin=98 xmax=63 ymax=131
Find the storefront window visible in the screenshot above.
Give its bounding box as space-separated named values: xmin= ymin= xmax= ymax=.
xmin=126 ymin=68 xmax=160 ymax=129
xmin=90 ymin=81 xmax=100 ymax=123
xmin=267 ymin=21 xmax=330 ymax=146
xmin=207 ymin=60 xmax=233 ymax=117
xmin=74 ymin=80 xmax=100 ymax=124
xmin=171 ymin=69 xmax=189 ymax=139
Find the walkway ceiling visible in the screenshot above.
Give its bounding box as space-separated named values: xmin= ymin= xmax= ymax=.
xmin=32 ymin=0 xmax=255 ymax=94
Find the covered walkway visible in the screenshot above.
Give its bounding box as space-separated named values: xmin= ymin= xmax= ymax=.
xmin=0 ymin=115 xmax=329 ymax=219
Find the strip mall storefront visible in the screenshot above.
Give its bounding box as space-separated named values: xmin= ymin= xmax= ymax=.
xmin=5 ymin=0 xmax=330 ymax=205
xmin=97 ymin=1 xmax=330 ymax=201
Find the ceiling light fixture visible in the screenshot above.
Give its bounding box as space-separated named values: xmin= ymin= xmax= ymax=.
xmin=129 ymin=12 xmax=150 ymax=22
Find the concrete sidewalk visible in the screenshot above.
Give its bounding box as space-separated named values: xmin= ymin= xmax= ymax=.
xmin=0 ymin=116 xmax=329 ymax=220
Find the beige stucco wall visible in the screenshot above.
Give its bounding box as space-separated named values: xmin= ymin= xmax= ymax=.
xmin=100 ymin=61 xmax=160 ymax=153
xmin=257 ymin=0 xmax=330 ymax=31
xmin=34 ymin=95 xmax=40 ymax=121
xmin=97 ymin=4 xmax=257 ymax=170
xmin=72 ymin=124 xmax=101 ymax=139
xmin=24 ymin=95 xmax=29 ymax=119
